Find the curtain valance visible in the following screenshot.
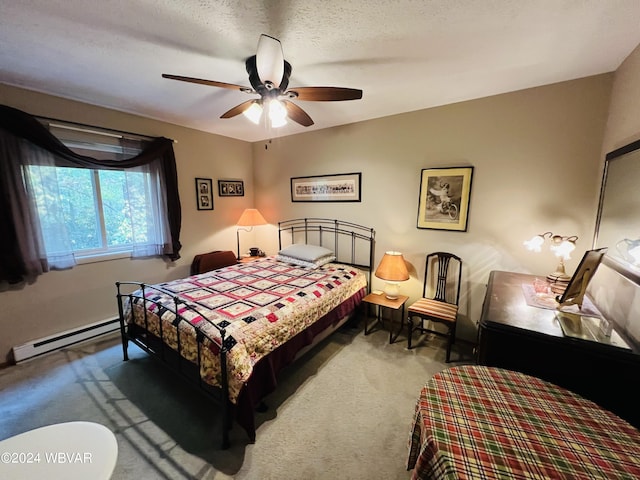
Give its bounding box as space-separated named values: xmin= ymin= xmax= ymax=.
xmin=0 ymin=105 xmax=182 ymax=284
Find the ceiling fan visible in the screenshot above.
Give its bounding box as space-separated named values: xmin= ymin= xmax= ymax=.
xmin=162 ymin=34 xmax=363 ymax=128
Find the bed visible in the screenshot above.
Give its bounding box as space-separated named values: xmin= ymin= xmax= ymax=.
xmin=407 ymin=365 xmax=640 ymax=479
xmin=115 ymin=218 xmax=375 ymax=448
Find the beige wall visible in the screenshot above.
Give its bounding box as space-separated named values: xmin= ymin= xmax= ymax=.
xmin=253 ymin=75 xmax=612 ymax=342
xmin=0 ymin=84 xmax=254 ymax=361
xmin=603 ymin=43 xmax=640 ymax=153
xmin=0 ymin=72 xmax=618 ymax=360
xmin=589 ymin=43 xmax=640 ymax=345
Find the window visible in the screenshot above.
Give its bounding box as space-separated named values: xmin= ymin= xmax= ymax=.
xmin=0 ymin=105 xmax=180 ymax=283
xmin=25 ymin=123 xmax=168 ymax=263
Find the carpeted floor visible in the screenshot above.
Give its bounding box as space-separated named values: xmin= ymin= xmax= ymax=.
xmin=0 ymin=322 xmax=473 ymax=479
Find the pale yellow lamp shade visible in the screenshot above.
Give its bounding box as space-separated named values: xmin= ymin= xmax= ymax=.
xmin=375 ymin=251 xmax=410 ymax=282
xmin=237 ymin=208 xmax=267 ymax=226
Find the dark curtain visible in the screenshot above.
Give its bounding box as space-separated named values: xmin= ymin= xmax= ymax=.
xmin=0 ymin=104 xmax=182 ymax=284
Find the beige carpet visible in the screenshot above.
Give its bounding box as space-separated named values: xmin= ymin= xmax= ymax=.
xmin=0 ymin=323 xmax=472 ymax=479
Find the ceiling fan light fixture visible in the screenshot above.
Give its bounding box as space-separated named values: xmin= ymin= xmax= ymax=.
xmin=243 ymin=101 xmax=263 ymax=124
xmin=268 ymin=99 xmax=287 ymax=127
xmin=270 ymin=116 xmax=287 ymax=128
xmin=256 ymin=34 xmax=285 ymax=87
xmin=163 ymin=35 xmax=362 ymax=129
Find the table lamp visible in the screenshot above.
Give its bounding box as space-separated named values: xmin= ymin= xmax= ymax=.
xmin=617 ymin=238 xmax=640 ymax=265
xmin=236 ymin=208 xmax=267 ymax=260
xmin=374 ymin=251 xmax=410 ymax=299
xmin=523 ymin=231 xmax=577 ymax=290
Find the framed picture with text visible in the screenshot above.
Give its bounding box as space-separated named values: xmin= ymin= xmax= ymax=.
xmin=291 ymin=172 xmax=361 ymax=202
xmin=195 ymin=177 xmax=213 ymax=210
xmin=417 ymin=166 xmax=473 ymax=231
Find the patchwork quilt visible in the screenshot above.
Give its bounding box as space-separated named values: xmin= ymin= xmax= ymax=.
xmin=125 ymin=257 xmax=366 ymax=403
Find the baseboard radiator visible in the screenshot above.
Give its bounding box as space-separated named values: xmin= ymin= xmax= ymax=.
xmin=12 ymin=318 xmax=120 ymax=363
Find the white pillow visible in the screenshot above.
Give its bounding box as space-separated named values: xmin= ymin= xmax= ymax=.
xmin=277 ymin=244 xmax=335 ymax=262
xmin=275 ymin=254 xmax=336 ymax=269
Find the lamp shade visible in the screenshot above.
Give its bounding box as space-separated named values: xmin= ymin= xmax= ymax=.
xmin=237 ymin=208 xmax=267 ymax=227
xmin=256 ymin=34 xmax=285 ymax=87
xmin=617 ymin=238 xmax=640 ymax=264
xmin=523 ymin=234 xmax=546 ymax=252
xmin=242 ymin=101 xmax=263 ymax=124
xmin=268 ymin=99 xmax=288 ymax=127
xmin=375 ymin=251 xmax=410 ymax=282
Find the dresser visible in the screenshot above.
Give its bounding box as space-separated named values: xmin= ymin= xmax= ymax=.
xmin=477 ymin=270 xmax=640 ymax=428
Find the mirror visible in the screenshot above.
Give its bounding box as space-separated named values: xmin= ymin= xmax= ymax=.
xmin=594 ymin=138 xmax=640 ymax=285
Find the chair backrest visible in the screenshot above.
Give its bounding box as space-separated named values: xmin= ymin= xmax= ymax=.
xmin=190 ymin=250 xmax=237 ymax=275
xmin=422 ymin=252 xmax=462 ymax=305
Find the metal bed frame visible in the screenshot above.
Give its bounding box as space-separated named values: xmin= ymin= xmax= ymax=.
xmin=115 ymin=218 xmax=375 ymax=448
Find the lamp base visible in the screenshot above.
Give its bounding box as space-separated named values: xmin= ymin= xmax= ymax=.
xmin=546 ymin=258 xmax=571 ymax=294
xmin=547 ymin=271 xmax=570 ymax=295
xmin=546 ymin=271 xmax=571 ymax=283
xmin=383 ymin=282 xmax=400 ymax=300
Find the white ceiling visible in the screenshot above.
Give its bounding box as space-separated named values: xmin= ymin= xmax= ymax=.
xmin=2 ymin=1 xmax=640 ymax=143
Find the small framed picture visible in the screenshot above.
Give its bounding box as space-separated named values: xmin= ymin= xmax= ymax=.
xmin=218 ymin=179 xmax=244 ymax=197
xmin=195 ymin=178 xmax=213 ymax=210
xmin=417 ymin=166 xmax=473 ymax=231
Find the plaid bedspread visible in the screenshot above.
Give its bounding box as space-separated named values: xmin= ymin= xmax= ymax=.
xmin=126 ymin=257 xmax=366 ymax=403
xmin=407 ymin=365 xmax=640 ymax=479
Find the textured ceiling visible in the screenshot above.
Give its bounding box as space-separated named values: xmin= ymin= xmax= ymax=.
xmin=2 ymin=1 xmax=640 ymax=142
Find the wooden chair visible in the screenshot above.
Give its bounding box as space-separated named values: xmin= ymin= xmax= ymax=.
xmin=407 ymin=252 xmax=462 ymax=362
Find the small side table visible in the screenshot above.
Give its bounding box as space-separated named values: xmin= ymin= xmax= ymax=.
xmin=362 ymin=292 xmax=409 ymax=343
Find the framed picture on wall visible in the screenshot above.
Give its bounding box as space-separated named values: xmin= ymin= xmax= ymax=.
xmin=417 ymin=166 xmax=473 ymax=231
xmin=195 ymin=177 xmax=213 ymax=210
xmin=290 ymin=172 xmax=361 ymax=202
xmin=218 ymin=179 xmax=244 ymax=197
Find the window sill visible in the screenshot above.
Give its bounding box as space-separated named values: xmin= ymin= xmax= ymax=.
xmin=76 ymin=251 xmax=131 ymax=265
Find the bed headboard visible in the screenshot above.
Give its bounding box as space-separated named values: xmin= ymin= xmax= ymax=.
xmin=278 ymin=218 xmax=376 ymax=273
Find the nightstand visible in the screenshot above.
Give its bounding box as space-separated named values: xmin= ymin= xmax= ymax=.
xmin=362 ymin=292 xmax=409 ymax=343
xmin=239 ymin=255 xmax=262 ymax=263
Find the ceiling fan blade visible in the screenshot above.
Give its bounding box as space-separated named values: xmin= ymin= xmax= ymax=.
xmin=162 ymin=74 xmax=252 ymax=92
xmin=286 ymin=87 xmax=363 ymax=102
xmin=282 ymin=101 xmax=314 ymax=127
xmin=220 ymin=100 xmax=257 ymax=119
xmin=256 ymin=34 xmax=285 ymax=88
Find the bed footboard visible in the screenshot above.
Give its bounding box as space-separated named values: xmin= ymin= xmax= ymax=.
xmin=115 ymin=281 xmax=232 ymax=449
